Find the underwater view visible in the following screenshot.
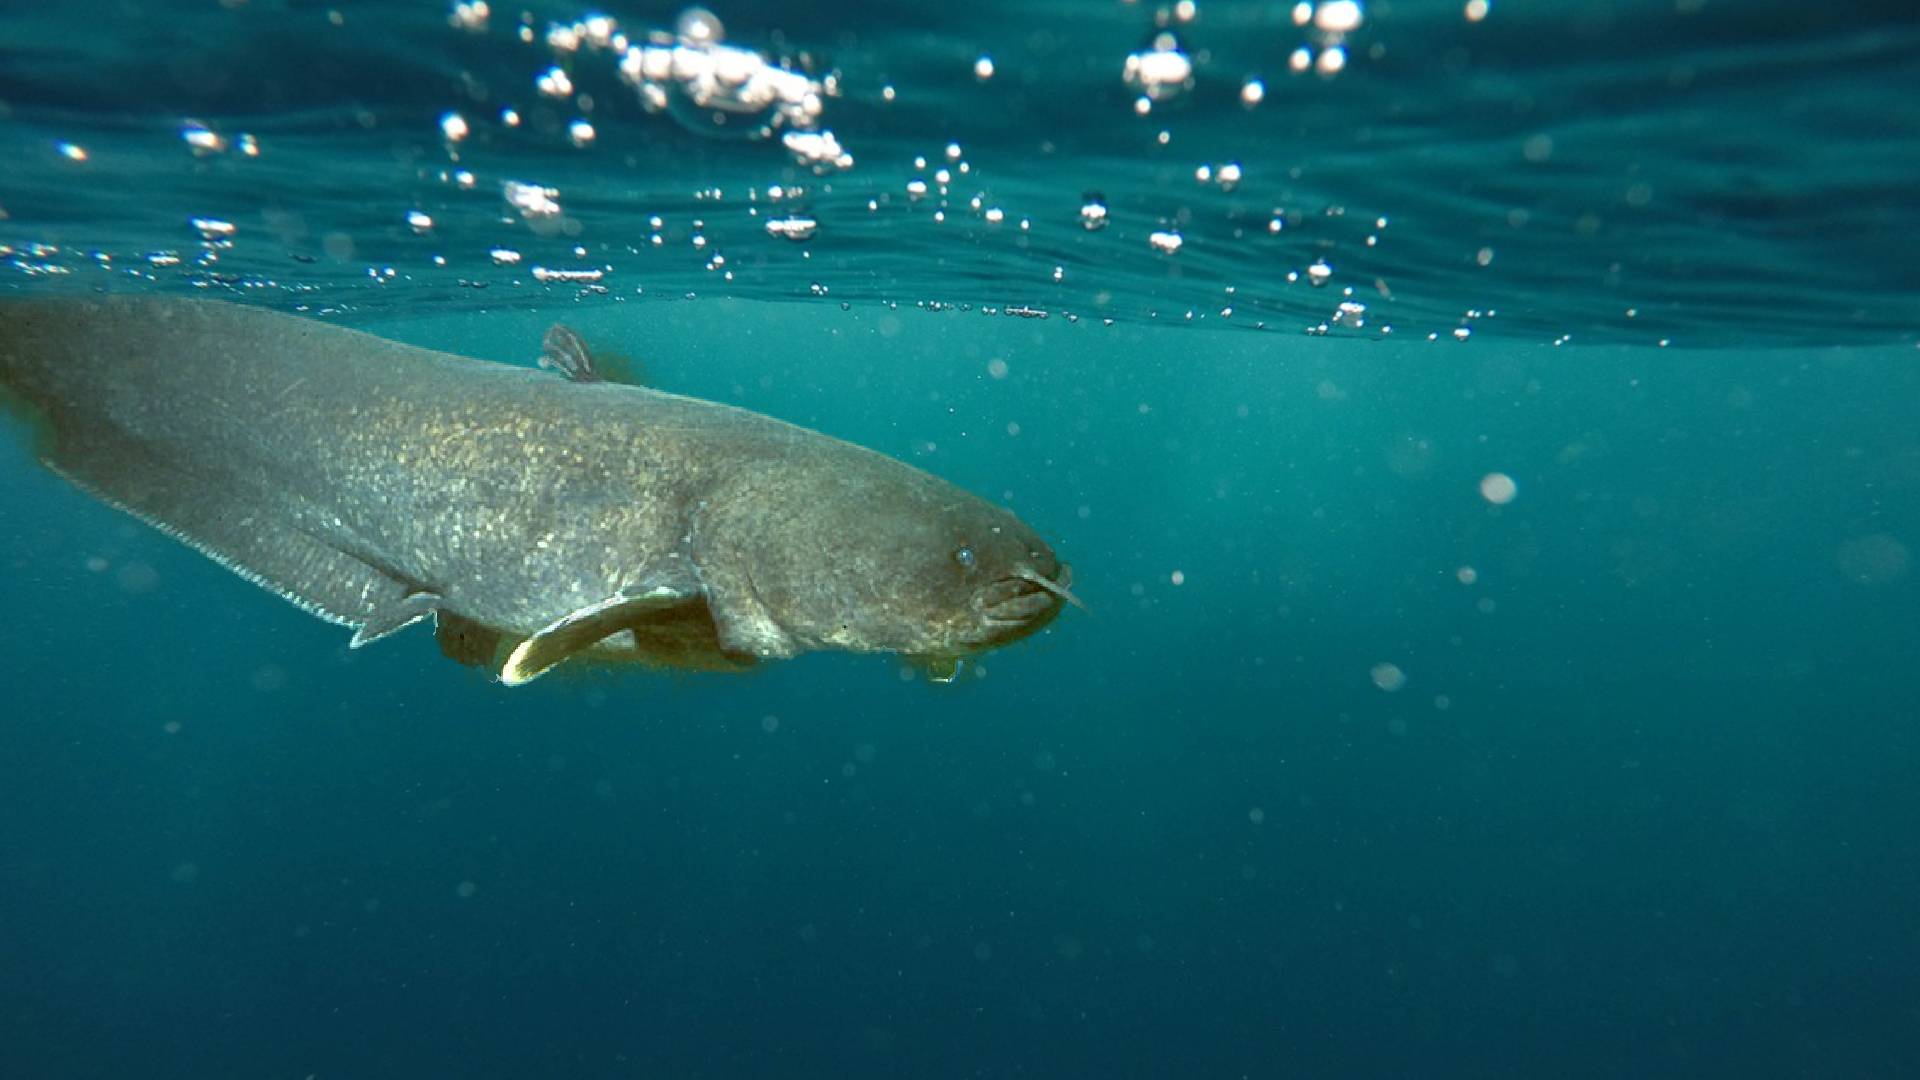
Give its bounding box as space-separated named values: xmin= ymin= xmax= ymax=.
xmin=2 ymin=0 xmax=1917 ymax=1076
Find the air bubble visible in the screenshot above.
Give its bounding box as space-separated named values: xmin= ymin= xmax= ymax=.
xmin=1123 ymin=31 xmax=1194 ymax=104
xmin=1080 ymin=195 xmax=1109 ymax=230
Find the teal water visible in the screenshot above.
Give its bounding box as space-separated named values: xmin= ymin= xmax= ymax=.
xmin=3 ymin=2 xmax=1919 ymax=1077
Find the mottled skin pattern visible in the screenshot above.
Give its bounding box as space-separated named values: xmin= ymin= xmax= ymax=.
xmin=0 ymin=298 xmax=1069 ymax=675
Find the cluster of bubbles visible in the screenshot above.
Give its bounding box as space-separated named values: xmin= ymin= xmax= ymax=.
xmin=438 ymin=6 xmax=845 ymax=171
xmin=614 ymin=9 xmax=833 ymax=150
xmin=1122 ymin=30 xmax=1195 ymax=114
xmin=523 ymin=6 xmax=848 ymax=168
xmin=1122 ymin=0 xmax=1366 ymax=116
xmin=1287 ymin=1 xmax=1367 ymax=78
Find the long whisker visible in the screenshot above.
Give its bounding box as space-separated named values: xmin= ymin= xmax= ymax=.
xmin=1017 ymin=568 xmax=1088 ymax=611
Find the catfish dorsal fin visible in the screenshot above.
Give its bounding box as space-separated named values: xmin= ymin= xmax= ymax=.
xmin=539 ymin=324 xmax=602 ymax=383
xmin=540 ymin=324 xmax=650 ymax=387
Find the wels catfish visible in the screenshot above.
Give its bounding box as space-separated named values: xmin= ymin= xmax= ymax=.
xmin=0 ymin=298 xmax=1079 ymax=684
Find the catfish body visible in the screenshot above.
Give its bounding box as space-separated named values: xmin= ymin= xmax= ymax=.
xmin=0 ymin=298 xmax=1074 ymax=682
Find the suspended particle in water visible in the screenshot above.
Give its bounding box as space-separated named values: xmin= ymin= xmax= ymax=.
xmin=1149 ymin=230 xmax=1183 ymax=254
xmin=1370 ymin=662 xmax=1407 ymax=692
xmin=1836 ymin=533 xmax=1911 ymax=586
xmin=1307 ymin=260 xmax=1333 ymax=286
xmin=974 ymin=55 xmax=995 ymax=80
xmin=1479 ymin=472 xmax=1517 ymax=505
xmin=1465 ymin=0 xmax=1490 ymax=21
xmin=1241 ymin=77 xmax=1266 ymax=105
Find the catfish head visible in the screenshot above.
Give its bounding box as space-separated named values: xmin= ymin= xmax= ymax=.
xmin=695 ymin=450 xmax=1080 ymax=663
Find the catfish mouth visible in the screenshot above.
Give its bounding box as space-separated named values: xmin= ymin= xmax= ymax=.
xmin=976 ymin=563 xmax=1081 ymax=645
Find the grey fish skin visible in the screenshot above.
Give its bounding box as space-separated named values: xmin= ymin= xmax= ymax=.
xmin=0 ymin=297 xmax=1072 ymax=680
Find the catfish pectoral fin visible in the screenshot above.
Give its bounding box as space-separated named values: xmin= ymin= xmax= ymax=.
xmin=501 ymin=585 xmax=696 ymax=686
xmin=349 ymin=590 xmax=444 ymax=649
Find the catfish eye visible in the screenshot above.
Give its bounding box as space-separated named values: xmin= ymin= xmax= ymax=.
xmin=953 ymin=545 xmax=977 ymax=570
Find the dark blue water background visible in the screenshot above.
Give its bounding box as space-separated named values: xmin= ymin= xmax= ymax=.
xmin=3 ymin=1 xmax=1919 ymax=1077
